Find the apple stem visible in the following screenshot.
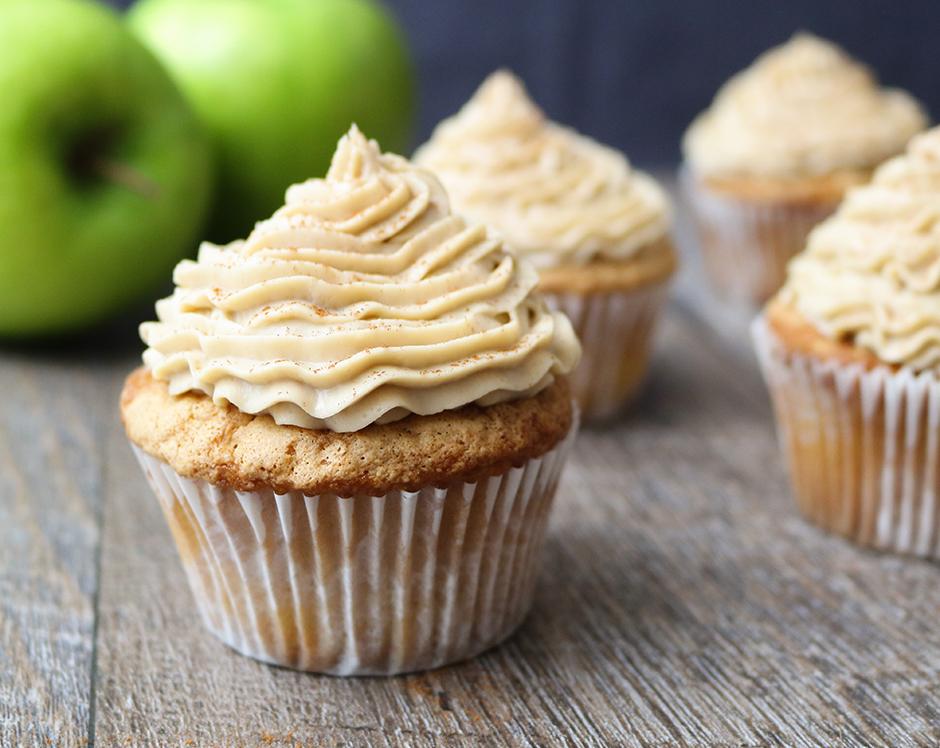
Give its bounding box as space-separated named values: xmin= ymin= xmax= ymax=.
xmin=90 ymin=158 xmax=161 ymax=199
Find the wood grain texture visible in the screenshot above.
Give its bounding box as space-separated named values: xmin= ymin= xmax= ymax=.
xmin=5 ymin=176 xmax=940 ymax=746
xmin=0 ymin=352 xmax=111 ymax=747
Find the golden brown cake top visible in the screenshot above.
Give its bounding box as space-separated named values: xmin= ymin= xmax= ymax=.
xmin=698 ymin=168 xmax=870 ymax=206
xmin=140 ymin=125 xmax=579 ymax=433
xmin=121 ymin=368 xmax=573 ymax=496
xmin=777 ymin=126 xmax=940 ymax=372
xmin=537 ymin=238 xmax=677 ymax=296
xmin=765 ymin=300 xmax=883 ymax=370
xmin=415 ymin=71 xmax=671 ymax=268
xmin=684 ymin=33 xmax=926 ymax=179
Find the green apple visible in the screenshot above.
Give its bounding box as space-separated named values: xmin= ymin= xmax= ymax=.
xmin=0 ymin=0 xmax=212 ymax=338
xmin=128 ymin=0 xmax=415 ymax=242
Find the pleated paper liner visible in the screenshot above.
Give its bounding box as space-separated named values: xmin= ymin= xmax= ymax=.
xmin=545 ymin=281 xmax=670 ymax=422
xmin=682 ymin=167 xmax=839 ymax=306
xmin=753 ymin=316 xmax=940 ymax=558
xmin=131 ymin=415 xmax=577 ymax=675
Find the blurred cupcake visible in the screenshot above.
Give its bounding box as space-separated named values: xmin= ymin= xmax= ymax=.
xmin=684 ymin=33 xmax=926 ymax=304
xmin=121 ymin=126 xmax=581 ymax=675
xmin=416 ymin=71 xmax=675 ymax=421
xmin=754 ymin=127 xmax=940 ymax=558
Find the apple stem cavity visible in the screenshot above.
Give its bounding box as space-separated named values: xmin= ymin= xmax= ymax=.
xmin=89 ymin=157 xmax=161 ymax=199
xmin=68 ymin=128 xmax=160 ymax=199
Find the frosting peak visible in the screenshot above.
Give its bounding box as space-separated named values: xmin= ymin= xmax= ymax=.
xmin=415 ymin=71 xmax=670 ymax=268
xmin=779 ymin=126 xmax=940 ymax=372
xmin=454 ymin=70 xmax=544 ymax=137
xmin=328 ymin=124 xmax=381 ymax=178
xmin=683 ymin=33 xmax=927 ymax=179
xmin=757 ymin=33 xmax=861 ymax=85
xmin=141 ymin=126 xmax=580 ymax=432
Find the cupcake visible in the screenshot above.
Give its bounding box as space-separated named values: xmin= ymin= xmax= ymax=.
xmin=754 ymin=127 xmax=940 ymax=558
xmin=683 ymin=33 xmax=927 ymax=305
xmin=416 ymin=71 xmax=675 ymax=421
xmin=121 ymin=126 xmax=581 ymax=675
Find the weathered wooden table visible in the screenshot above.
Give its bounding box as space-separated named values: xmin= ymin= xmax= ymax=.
xmin=5 ymin=181 xmax=940 ymax=747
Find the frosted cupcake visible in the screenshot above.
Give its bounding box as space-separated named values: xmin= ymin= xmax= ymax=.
xmin=684 ymin=33 xmax=926 ymax=304
xmin=121 ymin=126 xmax=581 ymax=675
xmin=754 ymin=126 xmax=940 ymax=558
xmin=416 ymin=71 xmax=675 ymax=421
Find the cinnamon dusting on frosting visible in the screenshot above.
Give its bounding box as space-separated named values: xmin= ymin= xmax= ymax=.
xmin=778 ymin=126 xmax=940 ymax=371
xmin=141 ymin=126 xmax=579 ymax=431
xmin=415 ymin=71 xmax=670 ymax=268
xmin=684 ymin=33 xmax=926 ymax=179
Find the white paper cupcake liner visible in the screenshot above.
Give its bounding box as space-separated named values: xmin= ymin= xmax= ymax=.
xmin=130 ymin=415 xmax=577 ymax=675
xmin=753 ymin=316 xmax=940 ymax=558
xmin=682 ymin=166 xmax=838 ymax=305
xmin=545 ymin=282 xmax=670 ymax=422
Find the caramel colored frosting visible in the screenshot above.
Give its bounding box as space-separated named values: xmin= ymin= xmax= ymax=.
xmin=684 ymin=33 xmax=927 ymax=179
xmin=140 ymin=126 xmax=580 ymax=432
xmin=778 ymin=126 xmax=940 ymax=372
xmin=414 ymin=71 xmax=670 ymax=268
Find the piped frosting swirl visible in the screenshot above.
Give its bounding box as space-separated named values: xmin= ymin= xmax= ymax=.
xmin=141 ymin=126 xmax=580 ymax=431
xmin=684 ymin=33 xmax=926 ymax=179
xmin=415 ymin=71 xmax=670 ymax=268
xmin=779 ymin=126 xmax=940 ymax=372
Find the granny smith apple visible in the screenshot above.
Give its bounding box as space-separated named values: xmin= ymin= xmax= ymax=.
xmin=0 ymin=0 xmax=212 ymax=337
xmin=128 ymin=0 xmax=415 ymax=242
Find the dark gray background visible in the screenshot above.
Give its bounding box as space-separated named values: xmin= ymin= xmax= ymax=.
xmin=113 ymin=0 xmax=939 ymax=167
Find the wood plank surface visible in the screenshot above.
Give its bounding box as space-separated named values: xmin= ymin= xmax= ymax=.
xmin=3 ymin=178 xmax=940 ymax=747
xmin=0 ymin=350 xmax=112 ymax=747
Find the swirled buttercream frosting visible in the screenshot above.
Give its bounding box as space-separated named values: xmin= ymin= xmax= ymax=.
xmin=779 ymin=127 xmax=940 ymax=372
xmin=140 ymin=126 xmax=580 ymax=432
xmin=414 ymin=71 xmax=670 ymax=268
xmin=684 ymin=33 xmax=926 ymax=179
